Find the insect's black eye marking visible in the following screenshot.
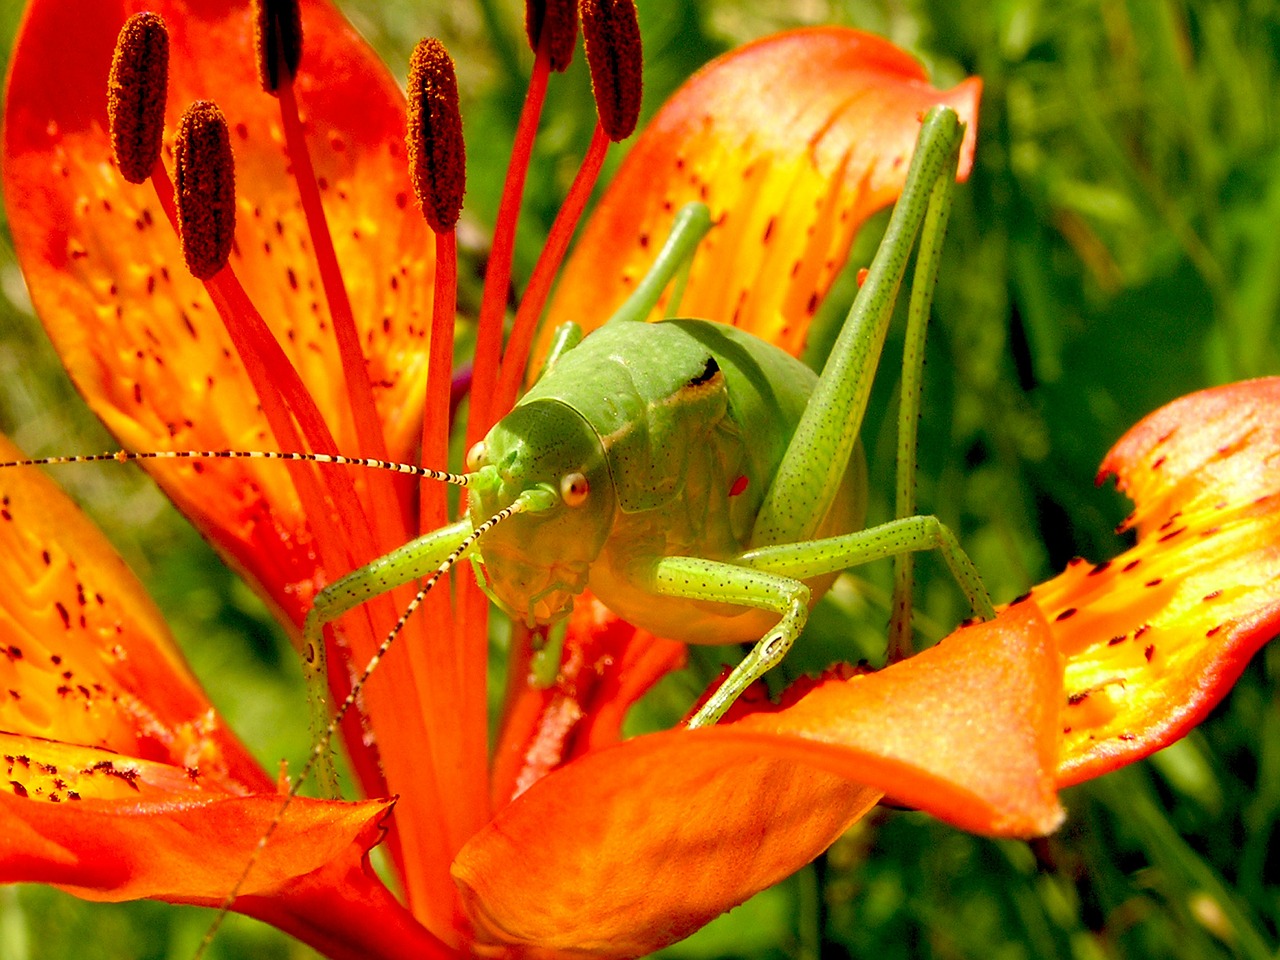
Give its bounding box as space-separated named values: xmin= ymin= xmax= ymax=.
xmin=686 ymin=355 xmax=720 ymax=388
xmin=560 ymin=472 xmax=590 ymax=507
xmin=466 ymin=441 xmax=488 ymax=471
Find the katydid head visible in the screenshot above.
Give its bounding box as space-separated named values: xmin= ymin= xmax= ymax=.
xmin=466 ymin=399 xmax=614 ymax=626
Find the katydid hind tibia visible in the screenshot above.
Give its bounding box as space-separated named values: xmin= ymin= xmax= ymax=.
xmin=0 ymin=105 xmax=992 ymax=795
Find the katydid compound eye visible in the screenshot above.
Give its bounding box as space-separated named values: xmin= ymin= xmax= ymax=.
xmin=466 ymin=441 xmax=487 ymax=471
xmin=560 ymin=472 xmax=589 ymax=507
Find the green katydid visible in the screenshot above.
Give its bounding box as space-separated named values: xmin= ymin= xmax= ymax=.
xmin=293 ymin=103 xmax=991 ymax=739
xmin=1 ymin=104 xmax=989 ymax=786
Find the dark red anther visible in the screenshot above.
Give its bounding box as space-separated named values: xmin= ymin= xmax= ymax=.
xmin=253 ymin=0 xmax=303 ymax=93
xmin=107 ymin=12 xmax=169 ymax=184
xmin=579 ymin=0 xmax=643 ymax=141
xmin=174 ymin=101 xmax=237 ymax=280
xmin=406 ymin=38 xmax=467 ymax=233
xmin=526 ymin=0 xmax=579 ymax=72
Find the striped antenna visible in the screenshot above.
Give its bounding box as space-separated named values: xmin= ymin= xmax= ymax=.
xmin=0 ymin=448 xmax=475 ymax=488
xmin=192 ymin=490 xmax=542 ymax=957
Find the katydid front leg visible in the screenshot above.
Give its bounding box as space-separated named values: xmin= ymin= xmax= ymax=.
xmin=302 ymin=519 xmax=472 ymax=796
xmin=536 ymin=200 xmax=714 ymax=382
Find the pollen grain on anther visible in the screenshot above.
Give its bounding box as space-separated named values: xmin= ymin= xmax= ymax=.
xmin=107 ymin=12 xmax=170 ymax=184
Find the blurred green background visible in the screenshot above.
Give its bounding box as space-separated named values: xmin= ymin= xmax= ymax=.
xmin=2 ymin=0 xmax=1279 ymax=957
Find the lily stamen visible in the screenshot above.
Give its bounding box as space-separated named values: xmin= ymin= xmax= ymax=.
xmin=489 ymin=0 xmax=641 ymax=417
xmin=407 ymin=37 xmax=466 ymax=532
xmin=252 ymin=0 xmax=302 ymax=93
xmin=167 ymin=103 xmax=377 ymax=590
xmin=466 ymin=1 xmax=582 ymax=452
xmin=526 ymin=0 xmax=579 ymax=74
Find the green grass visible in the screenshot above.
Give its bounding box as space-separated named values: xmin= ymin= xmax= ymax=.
xmin=1 ymin=0 xmax=1278 ymax=957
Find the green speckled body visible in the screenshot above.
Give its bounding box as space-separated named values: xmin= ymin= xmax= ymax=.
xmin=516 ymin=319 xmax=865 ymax=644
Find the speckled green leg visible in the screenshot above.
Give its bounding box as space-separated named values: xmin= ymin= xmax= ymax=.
xmin=752 ymin=107 xmax=964 ymax=548
xmin=608 ymin=201 xmax=713 ymax=324
xmin=740 ymin=515 xmax=994 ymax=621
xmin=302 ymin=519 xmax=472 ymax=796
xmin=658 ymin=514 xmax=994 ymax=728
xmin=639 ymin=555 xmax=810 ymax=728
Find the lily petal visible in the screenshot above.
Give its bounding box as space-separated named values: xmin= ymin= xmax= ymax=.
xmin=0 ymin=431 xmax=399 ymax=935
xmin=0 ymin=771 xmax=445 ymax=960
xmin=1026 ymin=378 xmax=1280 ymax=785
xmin=3 ymin=1 xmax=471 ymax=911
xmin=3 ymin=0 xmax=432 ymax=621
xmin=0 ymin=744 xmax=387 ymax=902
xmin=455 ymin=604 xmax=1061 ymax=956
xmin=456 ymin=735 xmax=879 ymax=958
xmin=545 ymin=27 xmax=981 ymax=356
xmin=490 ymin=594 xmax=686 ymax=807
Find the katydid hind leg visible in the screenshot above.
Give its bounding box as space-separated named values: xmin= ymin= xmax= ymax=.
xmin=888 ymin=136 xmax=960 ymax=658
xmin=751 ymin=106 xmax=965 ymax=549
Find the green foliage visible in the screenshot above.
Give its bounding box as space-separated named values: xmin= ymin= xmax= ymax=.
xmin=0 ymin=0 xmax=1278 ymax=957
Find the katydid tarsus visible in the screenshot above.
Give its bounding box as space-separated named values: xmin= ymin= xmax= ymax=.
xmin=1 ymin=104 xmax=993 ymax=915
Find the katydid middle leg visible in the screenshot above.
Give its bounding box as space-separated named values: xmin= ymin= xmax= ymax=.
xmin=649 ymin=513 xmax=993 ymax=729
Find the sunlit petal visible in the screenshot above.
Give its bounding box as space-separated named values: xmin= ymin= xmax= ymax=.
xmin=0 ymin=431 xmax=394 ymax=915
xmin=1024 ymin=378 xmax=1280 ymax=784
xmin=456 ymin=604 xmax=1061 ymax=955
xmin=546 ymin=27 xmax=981 ymax=356
xmin=456 ymin=733 xmax=878 ymax=957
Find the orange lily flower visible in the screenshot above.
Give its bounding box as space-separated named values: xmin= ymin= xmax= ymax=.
xmin=2 ymin=1 xmax=1278 ymax=958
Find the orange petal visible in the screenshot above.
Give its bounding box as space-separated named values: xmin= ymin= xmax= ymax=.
xmin=454 ymin=605 xmax=1061 ymax=956
xmin=545 ymin=27 xmax=981 ymax=357
xmin=0 ymin=432 xmax=424 ymax=954
xmin=3 ymin=0 xmax=433 ymax=623
xmin=0 ymin=433 xmax=264 ymax=789
xmin=456 ymin=734 xmax=878 ymax=957
xmin=0 ymin=734 xmax=388 ymax=901
xmin=4 ymin=1 xmax=470 ymax=913
xmin=0 ymin=752 xmax=442 ymax=960
xmin=1016 ymin=378 xmax=1280 ymax=786
xmin=724 ymin=602 xmax=1065 ymax=837
xmin=490 ymin=593 xmax=686 ymax=807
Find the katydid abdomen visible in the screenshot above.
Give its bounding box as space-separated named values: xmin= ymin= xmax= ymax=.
xmin=467 ymin=317 xmax=866 ymax=645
